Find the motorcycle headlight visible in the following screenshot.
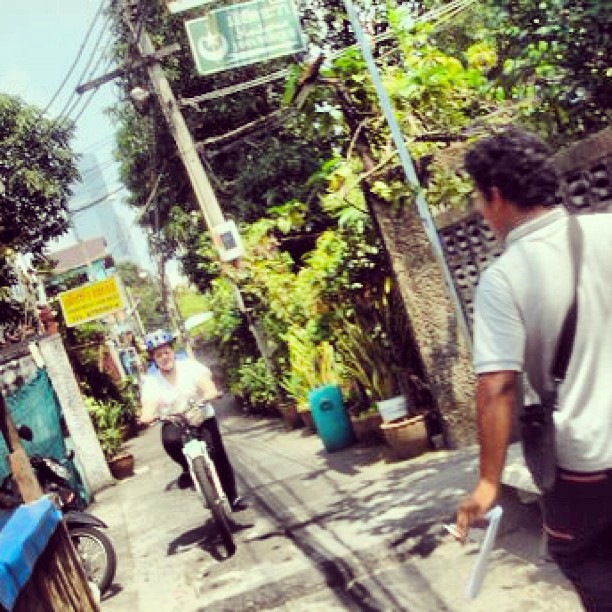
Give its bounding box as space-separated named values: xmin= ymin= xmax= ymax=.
xmin=43 ymin=458 xmax=71 ymax=481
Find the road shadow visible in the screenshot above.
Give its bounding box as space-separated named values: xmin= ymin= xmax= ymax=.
xmin=238 ymin=439 xmax=577 ymax=608
xmin=166 ymin=518 xmax=253 ymax=561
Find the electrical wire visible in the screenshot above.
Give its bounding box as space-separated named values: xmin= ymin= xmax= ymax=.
xmin=70 ymin=185 xmax=127 ymax=216
xmin=57 ymin=14 xmax=115 ymax=124
xmin=40 ymin=0 xmax=109 ymax=116
xmin=80 ymin=157 xmax=119 ymax=176
xmin=81 ymin=134 xmax=116 ymax=153
xmin=179 ymin=0 xmax=477 ymax=106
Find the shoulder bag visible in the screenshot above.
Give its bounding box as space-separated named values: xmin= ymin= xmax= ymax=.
xmin=520 ymin=214 xmax=582 ymax=492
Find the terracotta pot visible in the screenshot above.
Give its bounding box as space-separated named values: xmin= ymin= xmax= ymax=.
xmin=299 ymin=410 xmax=316 ymax=432
xmin=350 ymin=413 xmax=383 ymax=444
xmin=380 ymin=414 xmax=428 ymax=460
xmin=278 ymin=402 xmax=301 ymax=430
xmin=108 ymin=452 xmax=135 ymax=479
xmin=120 ymin=422 xmax=138 ymax=441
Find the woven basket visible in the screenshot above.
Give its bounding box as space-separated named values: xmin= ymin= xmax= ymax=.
xmin=380 ymin=415 xmax=428 ymax=460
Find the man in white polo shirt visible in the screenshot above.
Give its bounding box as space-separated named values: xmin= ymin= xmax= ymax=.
xmin=454 ymin=128 xmax=612 ymax=610
xmin=139 ymin=329 xmax=246 ymax=512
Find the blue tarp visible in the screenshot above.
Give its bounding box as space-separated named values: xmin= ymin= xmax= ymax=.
xmin=0 ymin=497 xmax=61 ymax=611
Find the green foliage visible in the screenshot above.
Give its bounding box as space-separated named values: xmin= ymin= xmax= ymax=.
xmin=230 ymin=356 xmax=277 ymax=410
xmin=0 ymin=94 xmax=78 ymax=326
xmin=108 ymin=0 xmax=337 ymax=286
xmin=484 ymin=0 xmax=612 ymax=142
xmin=115 ymin=261 xmax=165 ymax=330
xmin=64 ymin=321 xmax=140 ymax=428
xmin=336 ymin=279 xmax=424 ymax=403
xmin=280 ymin=332 xmax=344 ymax=411
xmin=84 ymin=396 xmax=123 ymax=460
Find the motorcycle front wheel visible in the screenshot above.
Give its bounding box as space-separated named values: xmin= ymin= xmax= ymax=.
xmin=70 ymin=526 xmax=117 ymax=595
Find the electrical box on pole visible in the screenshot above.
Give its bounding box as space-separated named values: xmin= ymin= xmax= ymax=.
xmin=211 ymin=219 xmax=244 ymax=262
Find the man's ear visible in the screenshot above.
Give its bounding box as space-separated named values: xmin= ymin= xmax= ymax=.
xmin=489 ymin=186 xmax=505 ymax=211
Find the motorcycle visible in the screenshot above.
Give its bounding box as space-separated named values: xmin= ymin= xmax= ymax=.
xmin=0 ymin=426 xmax=117 ymax=596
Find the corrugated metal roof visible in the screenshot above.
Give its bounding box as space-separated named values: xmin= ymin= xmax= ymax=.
xmin=47 ymin=237 xmax=108 ymax=273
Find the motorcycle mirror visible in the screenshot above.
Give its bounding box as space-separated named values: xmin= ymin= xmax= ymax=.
xmin=17 ymin=425 xmax=33 ymax=441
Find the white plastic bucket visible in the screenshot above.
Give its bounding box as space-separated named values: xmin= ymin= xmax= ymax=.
xmin=376 ymin=395 xmax=408 ymax=422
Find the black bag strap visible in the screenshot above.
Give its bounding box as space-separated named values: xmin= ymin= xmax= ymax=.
xmin=551 ymin=214 xmax=583 ymax=382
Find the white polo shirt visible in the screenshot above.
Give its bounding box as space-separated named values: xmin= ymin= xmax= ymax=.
xmin=474 ymin=207 xmax=612 ymax=472
xmin=141 ymin=358 xmax=215 ymax=423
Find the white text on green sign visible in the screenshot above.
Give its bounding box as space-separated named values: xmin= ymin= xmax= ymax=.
xmin=185 ymin=0 xmax=305 ymax=76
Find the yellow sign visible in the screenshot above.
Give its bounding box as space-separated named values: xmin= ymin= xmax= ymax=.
xmin=58 ymin=276 xmax=125 ymax=327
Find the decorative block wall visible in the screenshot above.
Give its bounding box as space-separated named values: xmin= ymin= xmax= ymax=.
xmin=437 ymin=127 xmax=612 ymax=330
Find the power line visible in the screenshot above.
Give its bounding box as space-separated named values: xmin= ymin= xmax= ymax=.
xmin=70 ymin=185 xmax=127 ymax=215
xmin=80 ymin=134 xmax=116 ymax=153
xmin=179 ymin=0 xmax=477 ymax=106
xmin=57 ymin=14 xmax=115 ymax=123
xmin=80 ymin=157 xmax=119 ymax=176
xmin=40 ymin=0 xmax=108 ymax=116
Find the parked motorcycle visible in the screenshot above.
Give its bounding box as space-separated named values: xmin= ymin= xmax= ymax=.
xmin=0 ymin=426 xmax=117 ymax=595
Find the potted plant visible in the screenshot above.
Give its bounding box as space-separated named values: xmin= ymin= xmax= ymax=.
xmin=349 ymin=403 xmax=384 ymax=444
xmin=283 ymin=329 xmax=320 ymax=431
xmin=336 ymin=295 xmax=430 ymax=459
xmin=336 ymin=321 xmax=408 ymax=419
xmin=280 ymin=370 xmax=314 ymax=430
xmin=85 ymin=396 xmax=135 ymax=479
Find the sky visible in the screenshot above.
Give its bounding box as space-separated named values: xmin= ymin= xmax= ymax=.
xmin=0 ymin=0 xmax=163 ymax=277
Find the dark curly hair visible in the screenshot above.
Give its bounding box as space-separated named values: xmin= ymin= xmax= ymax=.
xmin=464 ymin=128 xmax=559 ymax=209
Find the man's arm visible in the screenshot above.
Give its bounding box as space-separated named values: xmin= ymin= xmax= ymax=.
xmin=196 ymin=371 xmax=222 ymax=402
xmin=455 ymin=370 xmax=517 ymax=539
xmin=139 ymin=378 xmax=160 ymax=425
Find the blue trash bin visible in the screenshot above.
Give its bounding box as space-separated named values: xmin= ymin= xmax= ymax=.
xmin=308 ymin=384 xmax=354 ymax=452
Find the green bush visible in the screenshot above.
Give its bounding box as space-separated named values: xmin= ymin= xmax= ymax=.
xmin=84 ymin=396 xmax=123 ymax=460
xmin=231 ymin=357 xmax=277 ymax=412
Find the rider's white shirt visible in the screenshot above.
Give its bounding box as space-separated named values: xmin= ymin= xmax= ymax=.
xmin=141 ymin=358 xmax=215 ymax=423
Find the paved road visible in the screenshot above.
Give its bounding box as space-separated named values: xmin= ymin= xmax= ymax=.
xmin=96 ymin=397 xmax=580 ymax=611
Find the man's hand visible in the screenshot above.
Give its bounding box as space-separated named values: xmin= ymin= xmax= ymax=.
xmin=455 ymin=479 xmax=498 ymax=542
xmin=138 ymin=413 xmax=159 ymax=427
xmin=202 ymin=390 xmax=223 ymax=402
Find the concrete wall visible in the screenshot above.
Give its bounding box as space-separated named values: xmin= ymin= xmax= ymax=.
xmin=38 ymin=334 xmax=113 ymax=493
xmin=371 ymin=197 xmax=477 ymax=448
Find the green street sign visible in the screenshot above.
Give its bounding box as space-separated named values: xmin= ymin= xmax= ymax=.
xmin=166 ymin=0 xmax=212 ymax=14
xmin=185 ymin=0 xmax=306 ymax=76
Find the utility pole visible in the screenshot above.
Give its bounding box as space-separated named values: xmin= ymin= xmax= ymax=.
xmin=121 ymin=2 xmax=224 ymax=231
xmin=119 ymin=1 xmax=271 ymax=366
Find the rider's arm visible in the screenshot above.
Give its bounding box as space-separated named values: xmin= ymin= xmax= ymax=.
xmin=139 ymin=377 xmax=160 ymax=424
xmin=196 ymin=371 xmax=222 ymax=402
xmin=140 ymin=398 xmax=159 ymax=424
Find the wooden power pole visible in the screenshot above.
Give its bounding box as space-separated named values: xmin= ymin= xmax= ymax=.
xmin=0 ymin=393 xmax=99 ymax=611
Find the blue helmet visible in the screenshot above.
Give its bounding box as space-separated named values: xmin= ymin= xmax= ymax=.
xmin=144 ymin=329 xmax=174 ymax=352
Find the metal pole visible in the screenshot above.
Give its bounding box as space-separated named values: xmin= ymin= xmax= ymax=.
xmin=343 ymin=0 xmax=471 ymax=347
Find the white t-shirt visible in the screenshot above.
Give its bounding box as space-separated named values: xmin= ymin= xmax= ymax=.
xmin=140 ymin=358 xmax=215 ymax=423
xmin=473 ymin=207 xmax=612 ymax=472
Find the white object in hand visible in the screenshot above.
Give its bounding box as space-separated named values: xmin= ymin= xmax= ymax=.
xmin=465 ymin=505 xmax=503 ymax=599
